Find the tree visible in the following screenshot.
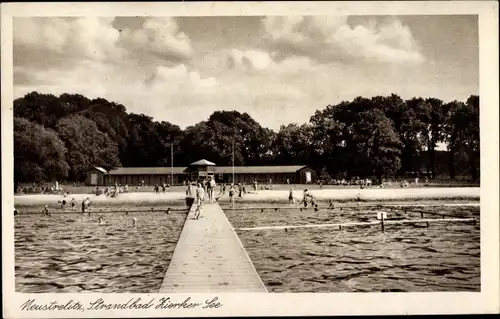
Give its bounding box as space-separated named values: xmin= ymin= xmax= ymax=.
xmin=14 ymin=92 xmax=62 ymax=128
xmin=179 ymin=111 xmax=275 ymax=166
xmin=406 ymin=97 xmax=446 ymax=179
xmin=14 ymin=117 xmax=69 ymax=189
xmin=56 ymin=115 xmax=121 ymax=181
xmin=310 ymin=106 xmax=347 ymax=177
xmin=12 ymin=90 xmax=480 ymax=184
xmin=154 ymin=121 xmax=184 ymax=167
xmin=459 ymin=95 xmax=480 ymax=180
xmin=273 ymin=123 xmax=314 ymax=165
xmin=442 ymin=101 xmax=464 ymax=179
xmin=310 ymin=98 xmax=402 ymax=181
xmin=371 ymin=95 xmax=424 ymax=176
xmin=350 ymin=109 xmax=402 ymax=183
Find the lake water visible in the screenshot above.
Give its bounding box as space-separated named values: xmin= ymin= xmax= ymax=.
xmin=225 ymin=204 xmax=480 ymax=292
xmin=15 ymin=207 xmax=187 ymax=293
xmin=14 ymin=201 xmax=480 ymax=293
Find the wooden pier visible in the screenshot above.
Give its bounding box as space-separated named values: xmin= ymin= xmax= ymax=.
xmin=159 ymin=202 xmax=267 ymax=293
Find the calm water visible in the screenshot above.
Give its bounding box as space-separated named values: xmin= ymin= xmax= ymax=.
xmin=15 ymin=207 xmax=187 ymax=293
xmin=225 ymin=204 xmax=480 ymax=292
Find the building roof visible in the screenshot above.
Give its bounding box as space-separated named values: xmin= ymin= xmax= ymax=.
xmin=94 ymin=167 xmax=107 ymax=174
xmin=189 ymin=159 xmax=216 ymax=166
xmin=106 ymin=165 xmax=308 ymax=175
xmin=215 ymin=166 xmax=308 ymax=174
xmin=108 ymin=167 xmax=188 ymax=175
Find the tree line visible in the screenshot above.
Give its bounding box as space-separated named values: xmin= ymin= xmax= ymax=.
xmin=14 ymin=91 xmax=479 ymax=187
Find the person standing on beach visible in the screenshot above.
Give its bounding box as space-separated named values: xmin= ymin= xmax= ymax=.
xmin=195 ymin=183 xmax=205 ymax=219
xmin=185 ymin=181 xmax=196 ymax=209
xmin=206 ymin=177 xmax=213 ymax=203
xmin=209 ymin=176 xmax=216 ymax=203
xmin=237 ymin=183 xmax=244 ymax=198
xmin=229 ymin=184 xmax=235 ymax=207
xmin=71 ymin=198 xmax=76 ymax=210
xmin=218 ymin=183 xmax=226 ymax=196
xmin=196 ymin=183 xmax=205 ymax=204
xmin=289 ymin=188 xmax=295 ymax=206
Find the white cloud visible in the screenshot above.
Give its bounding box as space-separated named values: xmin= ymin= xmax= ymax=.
xmin=262 ymin=16 xmax=424 ymax=64
xmin=228 ymin=49 xmax=273 ymax=71
xmin=14 ymin=17 xmax=193 ymax=70
xmin=117 ymin=17 xmax=193 ymax=62
xmin=14 ymin=17 xmax=124 ymax=66
xmin=14 ymin=60 xmax=220 ymax=128
xmin=13 ymin=16 xmax=476 ymax=131
xmin=154 ymin=64 xmax=217 ymax=91
xmin=225 ymin=48 xmax=315 ymax=76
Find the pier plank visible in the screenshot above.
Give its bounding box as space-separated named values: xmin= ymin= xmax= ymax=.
xmin=159 ymin=202 xmax=267 ymax=292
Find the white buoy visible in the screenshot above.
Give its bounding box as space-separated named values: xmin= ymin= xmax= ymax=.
xmin=377 ymin=211 xmax=388 ymax=220
xmin=377 ymin=211 xmax=387 ymax=232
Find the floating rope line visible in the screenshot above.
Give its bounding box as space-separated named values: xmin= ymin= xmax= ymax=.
xmin=237 ymin=218 xmax=475 ymax=231
xmin=377 ymin=206 xmax=467 ymax=219
xmin=221 ymin=202 xmax=479 ymax=211
xmin=384 ymin=203 xmax=480 ymax=207
xmin=18 ymin=207 xmax=189 ymax=215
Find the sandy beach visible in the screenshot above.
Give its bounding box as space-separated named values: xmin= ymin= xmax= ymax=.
xmin=14 ymin=187 xmax=480 ymax=208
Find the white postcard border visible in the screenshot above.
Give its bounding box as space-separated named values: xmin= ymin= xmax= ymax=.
xmin=2 ymin=1 xmax=499 ymax=318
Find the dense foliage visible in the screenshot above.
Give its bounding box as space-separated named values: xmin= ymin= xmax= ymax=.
xmin=14 ymin=91 xmax=480 ymax=184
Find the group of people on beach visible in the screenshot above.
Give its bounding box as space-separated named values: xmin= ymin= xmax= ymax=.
xmin=16 ymin=181 xmax=65 ymax=195
xmin=183 ymin=174 xmax=320 ymax=218
xmin=185 ymin=176 xmax=264 ymax=219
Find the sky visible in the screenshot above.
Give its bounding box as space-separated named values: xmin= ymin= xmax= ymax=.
xmin=13 ymin=15 xmax=478 ymax=131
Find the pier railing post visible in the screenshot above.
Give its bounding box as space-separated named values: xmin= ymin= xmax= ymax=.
xmin=377 ymin=211 xmax=386 ymax=233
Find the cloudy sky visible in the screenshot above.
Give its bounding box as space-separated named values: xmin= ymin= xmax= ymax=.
xmin=14 ymin=15 xmax=478 ymax=130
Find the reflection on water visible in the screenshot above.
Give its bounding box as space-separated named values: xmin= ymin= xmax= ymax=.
xmin=226 ymin=205 xmax=480 ymax=292
xmin=15 ymin=209 xmax=187 ymax=293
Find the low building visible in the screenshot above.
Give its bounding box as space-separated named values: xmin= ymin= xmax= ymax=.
xmin=87 ymin=159 xmax=317 ymax=186
xmin=86 ymin=167 xmax=107 ymax=186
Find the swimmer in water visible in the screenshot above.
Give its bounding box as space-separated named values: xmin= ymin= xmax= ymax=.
xmin=98 ymin=216 xmax=109 ymax=225
xmin=71 ymin=198 xmax=76 ymax=210
xmin=82 ymin=197 xmax=91 ymax=217
xmin=42 ymin=205 xmax=50 ymax=216
xmin=132 ymin=217 xmax=138 ymax=227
